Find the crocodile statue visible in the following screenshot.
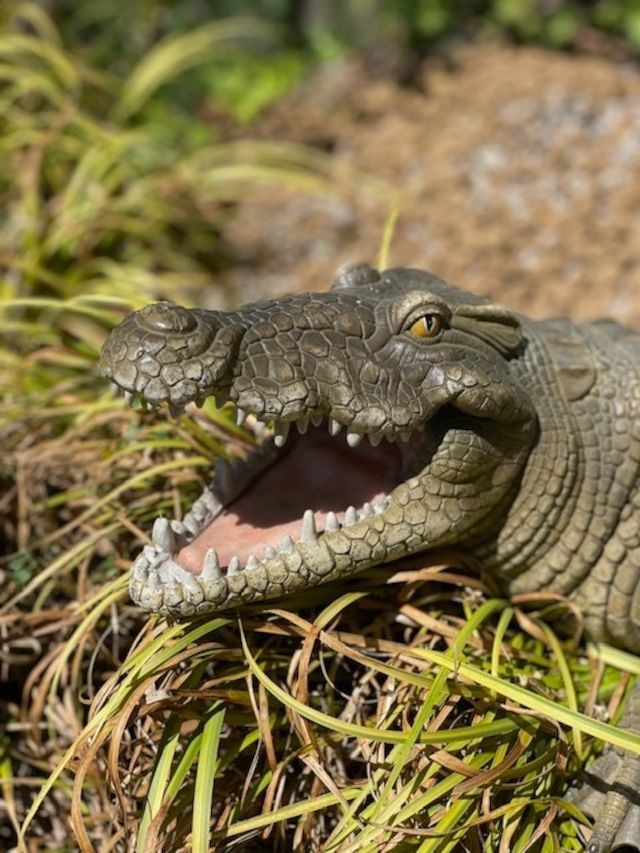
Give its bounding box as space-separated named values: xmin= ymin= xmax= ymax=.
xmin=100 ymin=264 xmax=640 ymax=851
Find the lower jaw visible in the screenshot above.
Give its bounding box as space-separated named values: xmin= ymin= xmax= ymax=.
xmin=129 ymin=484 xmax=442 ymax=617
xmin=128 ymin=424 xmax=436 ymax=615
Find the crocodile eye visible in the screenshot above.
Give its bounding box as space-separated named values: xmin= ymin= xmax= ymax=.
xmin=408 ymin=313 xmax=444 ymax=338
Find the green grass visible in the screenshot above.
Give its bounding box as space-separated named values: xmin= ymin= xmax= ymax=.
xmin=10 ymin=558 xmax=639 ymax=850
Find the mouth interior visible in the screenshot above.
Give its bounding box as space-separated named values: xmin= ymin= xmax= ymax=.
xmin=177 ymin=426 xmax=410 ymax=572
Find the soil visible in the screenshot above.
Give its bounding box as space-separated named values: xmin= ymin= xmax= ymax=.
xmin=215 ymin=43 xmax=640 ymax=327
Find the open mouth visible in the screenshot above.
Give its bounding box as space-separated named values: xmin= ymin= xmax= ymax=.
xmin=130 ymin=408 xmax=432 ymax=615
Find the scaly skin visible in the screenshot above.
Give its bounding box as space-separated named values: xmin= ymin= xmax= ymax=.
xmin=100 ymin=265 xmax=640 ymax=851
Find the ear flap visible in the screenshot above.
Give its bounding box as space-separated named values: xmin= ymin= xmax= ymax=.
xmin=545 ymin=324 xmax=596 ymax=401
xmin=451 ymin=304 xmax=523 ymax=357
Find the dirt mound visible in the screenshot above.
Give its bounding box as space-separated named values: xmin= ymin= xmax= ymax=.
xmin=218 ymin=43 xmax=640 ymax=326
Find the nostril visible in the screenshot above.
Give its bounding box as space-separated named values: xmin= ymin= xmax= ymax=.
xmin=139 ymin=302 xmax=197 ymax=334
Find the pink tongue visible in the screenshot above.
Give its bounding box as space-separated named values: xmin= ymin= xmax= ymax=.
xmin=177 ymin=431 xmax=401 ymax=573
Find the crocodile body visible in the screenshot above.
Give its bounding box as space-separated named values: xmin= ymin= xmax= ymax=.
xmin=101 ymin=265 xmax=640 ymax=851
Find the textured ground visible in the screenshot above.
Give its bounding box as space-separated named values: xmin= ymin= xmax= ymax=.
xmin=216 ymin=43 xmax=640 ymax=327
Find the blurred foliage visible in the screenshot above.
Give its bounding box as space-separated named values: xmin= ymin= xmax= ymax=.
xmin=41 ymin=0 xmax=640 ymax=59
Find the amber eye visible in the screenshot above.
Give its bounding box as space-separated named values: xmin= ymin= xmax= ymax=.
xmin=408 ymin=313 xmax=443 ymax=338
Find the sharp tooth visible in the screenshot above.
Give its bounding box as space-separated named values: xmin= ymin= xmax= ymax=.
xmin=362 ymin=502 xmax=375 ymax=517
xmin=265 ymin=546 xmax=277 ymax=559
xmin=246 ymin=555 xmax=259 ymax=571
xmin=325 ymin=511 xmax=340 ymax=533
xmin=183 ymin=573 xmax=202 ymax=594
xmin=110 ymin=382 xmax=119 ymax=395
xmin=170 ymin=519 xmax=188 ymax=538
xmin=296 ymin=418 xmax=309 ymax=434
xmin=368 ymin=433 xmax=383 ymax=447
xmin=215 ymin=394 xmax=228 ymax=409
xmin=346 ymin=431 xmax=362 ymax=448
xmin=253 ymin=421 xmax=268 ymax=439
xmin=236 ymin=407 xmax=248 ymax=426
xmin=152 ymin=517 xmax=175 ymax=552
xmin=192 ymin=499 xmax=207 ymax=522
xmin=345 ymin=506 xmax=357 ymax=526
xmin=281 ymin=534 xmax=294 ymax=553
xmin=124 ymin=390 xmax=133 ymax=405
xmin=183 ymin=514 xmax=200 ymax=536
xmin=328 ymin=418 xmax=342 ymax=436
xmin=374 ymin=496 xmax=390 ymax=511
xmin=301 ymin=509 xmax=318 ymax=544
xmin=311 ymin=414 xmax=323 ymax=428
xmin=201 ymin=487 xmax=222 ymax=515
xmin=195 ymin=396 xmax=205 ymax=408
xmin=227 ymin=556 xmax=241 ymax=575
xmin=169 ymin=403 xmax=184 ymax=419
xmin=400 ymin=431 xmax=412 ymax=443
xmin=202 ymin=548 xmax=221 ymax=580
xmin=274 ymin=421 xmax=290 ymax=448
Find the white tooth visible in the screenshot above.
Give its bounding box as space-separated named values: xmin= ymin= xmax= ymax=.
xmin=202 ymin=548 xmax=221 ymax=580
xmin=182 ymin=573 xmax=202 ymax=596
xmin=227 ymin=556 xmax=241 ymax=575
xmin=253 ymin=421 xmax=268 ymax=439
xmin=385 ymin=434 xmax=397 ymax=444
xmin=215 ymin=393 xmax=228 ymax=409
xmin=246 ymin=555 xmax=259 ymax=571
xmin=274 ymin=421 xmax=290 ymax=448
xmin=152 ymin=517 xmax=174 ymax=552
xmin=345 ymin=506 xmax=357 ymax=526
xmin=183 ymin=514 xmax=200 ymax=536
xmin=325 ymin=511 xmax=340 ymax=533
xmin=374 ymin=496 xmax=390 ymax=511
xmin=296 ymin=418 xmax=309 ymax=434
xmin=346 ymin=431 xmax=362 ymax=448
xmin=265 ymin=546 xmax=277 ymax=559
xmin=311 ymin=414 xmax=323 ymax=428
xmin=124 ymin=390 xmax=133 ymax=405
xmin=236 ymin=407 xmax=248 ymax=426
xmin=110 ymin=382 xmax=119 ymax=395
xmin=201 ymin=487 xmax=222 ymax=515
xmin=192 ymin=499 xmax=207 ymax=522
xmin=170 ymin=519 xmax=189 ymax=539
xmin=328 ymin=418 xmax=342 ymax=436
xmin=368 ymin=433 xmax=383 ymax=447
xmin=400 ymin=431 xmax=412 ymax=443
xmin=281 ymin=535 xmax=294 ymax=553
xmin=301 ymin=509 xmax=318 ymax=544
xmin=362 ymin=502 xmax=375 ymax=517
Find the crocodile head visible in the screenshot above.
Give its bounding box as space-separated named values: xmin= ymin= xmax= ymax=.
xmin=100 ymin=265 xmax=538 ymax=616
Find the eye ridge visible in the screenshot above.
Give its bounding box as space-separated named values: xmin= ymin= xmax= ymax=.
xmin=408 ymin=312 xmax=445 ymax=339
